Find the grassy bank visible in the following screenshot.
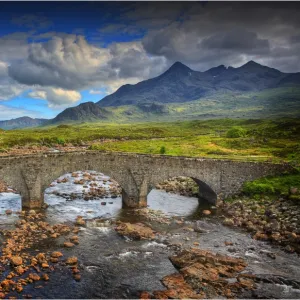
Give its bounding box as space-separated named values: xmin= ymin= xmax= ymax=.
xmin=242 ymin=173 xmax=300 ymax=197
xmin=0 ymin=118 xmax=299 ymax=165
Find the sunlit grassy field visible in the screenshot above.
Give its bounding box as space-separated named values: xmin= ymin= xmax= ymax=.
xmin=0 ymin=118 xmax=299 ymax=166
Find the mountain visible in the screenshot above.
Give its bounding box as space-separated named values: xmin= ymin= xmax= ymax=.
xmin=49 ymin=102 xmax=110 ymax=124
xmin=97 ymin=60 xmax=300 ymax=107
xmin=0 ymin=116 xmax=47 ymax=130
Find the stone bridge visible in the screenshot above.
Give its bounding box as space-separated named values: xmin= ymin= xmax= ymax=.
xmin=0 ymin=151 xmax=295 ymax=208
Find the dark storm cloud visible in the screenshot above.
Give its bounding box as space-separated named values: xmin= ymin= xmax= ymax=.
xmin=200 ymin=29 xmax=270 ymax=55
xmin=139 ymin=2 xmax=300 ymax=72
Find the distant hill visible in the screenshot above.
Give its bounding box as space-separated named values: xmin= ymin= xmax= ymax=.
xmin=97 ymin=60 xmax=300 ymax=107
xmin=1 ymin=61 xmax=300 ymax=130
xmin=49 ymin=102 xmax=110 ymax=124
xmin=0 ymin=116 xmax=47 ymax=130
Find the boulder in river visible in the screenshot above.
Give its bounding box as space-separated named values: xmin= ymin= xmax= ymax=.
xmin=115 ymin=222 xmax=156 ymax=240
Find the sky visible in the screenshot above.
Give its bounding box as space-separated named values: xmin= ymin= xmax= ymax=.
xmin=0 ymin=1 xmax=300 ymax=120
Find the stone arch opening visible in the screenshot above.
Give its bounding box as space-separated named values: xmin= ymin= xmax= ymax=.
xmin=0 ymin=178 xmax=22 ymax=214
xmin=43 ymin=170 xmax=128 ymax=220
xmin=150 ymin=176 xmax=218 ymax=205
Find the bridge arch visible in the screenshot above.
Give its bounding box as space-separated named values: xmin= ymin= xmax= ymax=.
xmin=147 ymin=175 xmax=218 ymax=205
xmin=0 ymin=152 xmax=294 ymax=209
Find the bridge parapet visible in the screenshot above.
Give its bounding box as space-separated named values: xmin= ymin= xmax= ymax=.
xmin=0 ymin=151 xmax=295 ymax=208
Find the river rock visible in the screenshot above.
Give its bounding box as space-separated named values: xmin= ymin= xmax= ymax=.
xmin=75 ymin=216 xmax=86 ymax=226
xmin=148 ymin=247 xmax=254 ymax=299
xmin=115 ymin=222 xmax=156 ymax=240
xmin=66 ymin=256 xmax=78 ymax=265
xmin=10 ymin=256 xmax=23 ymax=266
xmin=193 ymin=220 xmax=213 ymax=233
xmin=51 ymin=251 xmax=63 ymax=258
xmin=223 ymin=218 xmax=234 ymax=226
xmin=28 ymin=273 xmax=41 ymax=281
xmin=202 ymin=210 xmax=211 ymax=215
xmin=64 ymin=242 xmax=75 ymax=248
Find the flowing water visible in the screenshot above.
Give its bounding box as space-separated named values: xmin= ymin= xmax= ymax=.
xmin=0 ymin=172 xmax=300 ymax=299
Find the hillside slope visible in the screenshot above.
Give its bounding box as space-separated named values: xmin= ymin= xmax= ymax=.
xmin=49 ymin=102 xmax=110 ymax=124
xmin=0 ymin=117 xmax=47 ymax=130
xmin=97 ymin=61 xmax=300 ymax=107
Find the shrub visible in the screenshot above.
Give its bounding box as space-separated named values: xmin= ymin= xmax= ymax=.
xmin=226 ymin=126 xmax=247 ymax=138
xmin=159 ymin=146 xmax=166 ymax=154
xmin=57 ymin=124 xmax=71 ymax=129
xmin=56 ymin=137 xmax=66 ymax=145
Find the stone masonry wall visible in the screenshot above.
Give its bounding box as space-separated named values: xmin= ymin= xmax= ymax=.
xmin=0 ymin=151 xmax=295 ymax=208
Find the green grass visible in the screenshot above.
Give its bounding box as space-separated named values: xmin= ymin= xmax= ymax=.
xmin=242 ymin=173 xmax=300 ymax=197
xmin=1 ymin=118 xmax=299 ymax=167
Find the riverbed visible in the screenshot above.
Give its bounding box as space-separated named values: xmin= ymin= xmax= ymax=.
xmin=0 ymin=172 xmax=299 ymax=299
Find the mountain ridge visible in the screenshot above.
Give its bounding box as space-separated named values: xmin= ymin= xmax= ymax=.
xmin=97 ymin=60 xmax=298 ymax=107
xmin=48 ymin=102 xmax=110 ymax=124
xmin=1 ymin=61 xmax=300 ymax=129
xmin=0 ymin=116 xmax=47 ymax=130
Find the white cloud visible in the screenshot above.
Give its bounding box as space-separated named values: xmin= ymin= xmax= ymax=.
xmin=28 ymin=90 xmax=47 ymax=100
xmin=8 ymin=34 xmax=167 ymax=94
xmin=28 ymin=87 xmax=81 ymax=108
xmin=0 ymin=104 xmax=39 ymax=121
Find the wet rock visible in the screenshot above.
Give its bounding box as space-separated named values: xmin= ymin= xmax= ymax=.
xmin=70 ymin=236 xmax=79 ymax=244
xmin=139 ymin=291 xmax=152 ymax=299
xmin=28 ymin=273 xmax=40 ymax=281
xmin=28 ymin=210 xmax=36 ymax=215
xmin=224 ymin=241 xmax=233 ymax=246
xmin=50 ymin=258 xmax=59 ymax=263
xmin=15 ymin=266 xmax=25 ymax=275
xmin=115 ymin=222 xmax=156 ymax=240
xmin=149 ymin=248 xmax=253 ymax=298
xmin=5 ymin=210 xmax=12 ymax=215
xmin=75 ymin=216 xmax=85 ymax=226
xmin=66 ymin=257 xmax=78 ymax=265
xmin=41 ymin=263 xmax=49 ymax=268
xmin=64 ymin=242 xmax=75 ymax=248
xmin=193 ymin=220 xmax=213 ymax=233
xmin=202 ymin=210 xmax=211 ymax=215
xmin=253 ymin=231 xmax=269 ymax=241
xmin=285 ymin=245 xmax=295 ymax=253
xmin=223 ymin=218 xmax=234 ymax=226
xmin=10 ymin=256 xmax=23 ymax=266
xmin=267 ymin=252 xmax=276 ymax=259
xmin=42 ymin=274 xmax=49 ymax=281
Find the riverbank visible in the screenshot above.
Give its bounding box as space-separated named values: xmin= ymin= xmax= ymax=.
xmin=0 ymin=188 xmax=300 ymax=299
xmin=155 ymin=175 xmax=300 ymax=255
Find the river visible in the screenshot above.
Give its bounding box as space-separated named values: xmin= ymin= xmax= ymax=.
xmin=0 ymin=172 xmax=299 ymax=299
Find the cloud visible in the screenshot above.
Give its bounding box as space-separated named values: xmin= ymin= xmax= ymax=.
xmin=141 ymin=2 xmax=300 ymax=72
xmin=0 ymin=104 xmax=39 ymax=121
xmin=200 ymin=29 xmax=270 ymax=54
xmin=28 ymin=88 xmax=81 ymax=108
xmin=0 ymin=60 xmax=27 ymax=101
xmin=98 ymin=24 xmax=143 ymax=36
xmin=27 ymin=90 xmax=47 ymax=100
xmin=8 ymin=35 xmax=167 ymax=94
xmin=0 ymin=32 xmax=29 ymax=61
xmin=2 ymin=1 xmax=300 ymax=109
